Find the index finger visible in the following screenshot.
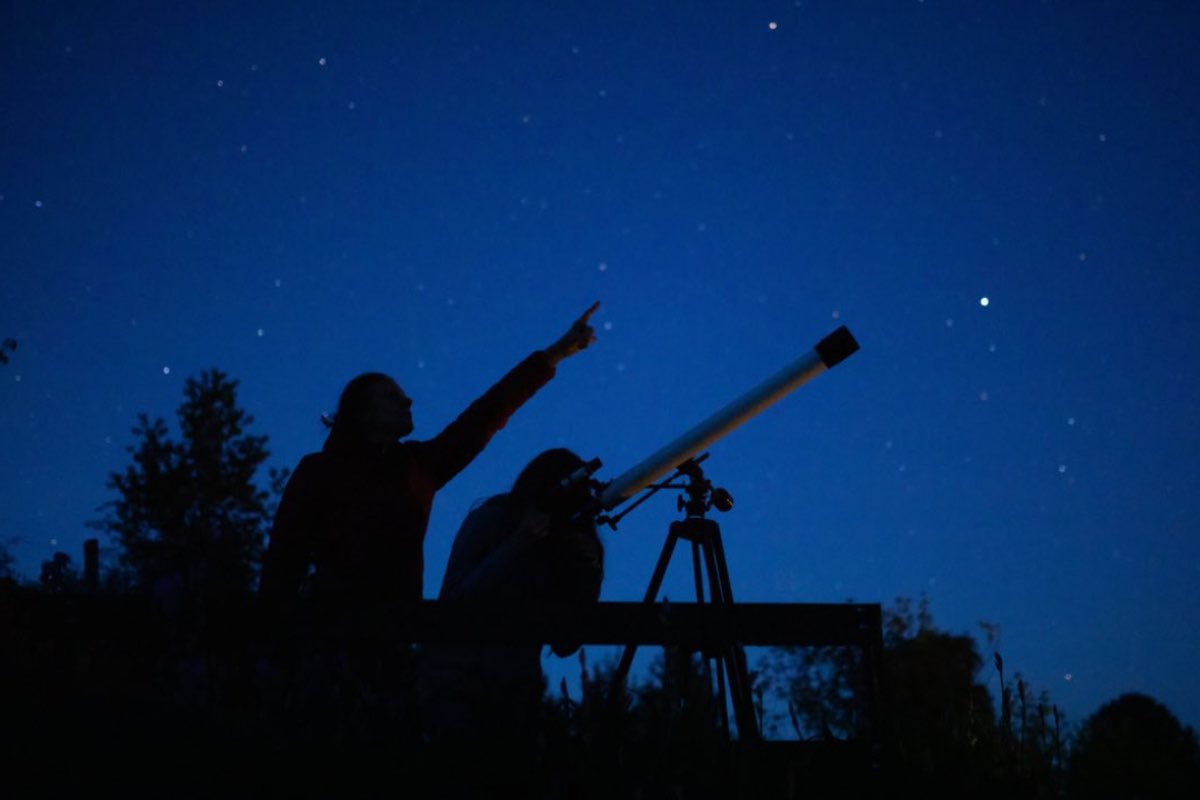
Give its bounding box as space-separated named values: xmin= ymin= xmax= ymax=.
xmin=578 ymin=300 xmax=601 ymax=324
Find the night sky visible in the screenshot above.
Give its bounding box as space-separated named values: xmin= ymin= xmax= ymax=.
xmin=3 ymin=1 xmax=1198 ymax=735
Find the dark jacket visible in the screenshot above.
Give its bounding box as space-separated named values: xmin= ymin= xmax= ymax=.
xmin=440 ymin=494 xmax=603 ymax=612
xmin=259 ymin=351 xmax=556 ymax=613
xmin=424 ymin=494 xmax=609 ymax=714
xmin=422 ymin=491 xmax=604 ymax=796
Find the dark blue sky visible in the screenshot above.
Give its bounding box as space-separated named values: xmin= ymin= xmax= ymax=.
xmin=3 ymin=1 xmax=1198 ymax=734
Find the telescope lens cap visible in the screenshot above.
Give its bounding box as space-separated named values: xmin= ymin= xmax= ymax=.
xmin=815 ymin=326 xmax=859 ymax=368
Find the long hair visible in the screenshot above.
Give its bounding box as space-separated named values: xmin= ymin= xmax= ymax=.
xmin=510 ymin=447 xmax=589 ymax=522
xmin=323 ymin=372 xmax=398 ymax=443
xmin=510 ymin=447 xmax=604 ymax=580
xmin=510 ymin=448 xmax=605 ymax=640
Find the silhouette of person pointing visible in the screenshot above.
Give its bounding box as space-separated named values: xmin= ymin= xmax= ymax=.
xmin=256 ymin=302 xmax=599 ymax=754
xmin=260 ymin=301 xmax=599 ymax=612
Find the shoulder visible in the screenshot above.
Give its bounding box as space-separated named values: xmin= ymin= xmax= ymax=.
xmin=453 ymin=495 xmax=517 ymax=545
xmin=465 ymin=494 xmax=517 ymax=526
xmin=292 ymin=451 xmax=327 ymax=474
xmin=297 ymin=451 xmax=324 ymax=467
xmin=282 ymin=452 xmax=333 ymax=489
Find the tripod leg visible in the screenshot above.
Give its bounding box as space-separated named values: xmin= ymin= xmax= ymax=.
xmin=688 ymin=538 xmax=728 ymax=737
xmin=613 ymin=527 xmax=681 ymax=690
xmin=702 ymin=528 xmax=762 ymax=741
xmin=725 ymin=646 xmax=760 ymax=740
xmin=691 ymin=539 xmax=706 ymax=602
xmin=710 ymin=528 xmax=736 ymax=604
xmin=712 ymin=642 xmax=731 ymax=739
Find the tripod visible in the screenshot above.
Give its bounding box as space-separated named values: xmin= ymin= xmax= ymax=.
xmin=608 ymin=456 xmax=760 ymax=741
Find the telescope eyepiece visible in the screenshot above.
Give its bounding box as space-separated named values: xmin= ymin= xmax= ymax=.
xmin=556 ymin=457 xmax=605 ymax=523
xmin=558 ymin=457 xmax=603 ymax=492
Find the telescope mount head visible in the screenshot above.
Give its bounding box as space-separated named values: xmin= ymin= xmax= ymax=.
xmin=675 ymin=455 xmax=734 ymax=518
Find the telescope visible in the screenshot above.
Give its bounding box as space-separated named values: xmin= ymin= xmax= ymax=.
xmin=593 ymin=325 xmax=859 ymax=514
xmin=578 ymin=324 xmax=859 ymax=740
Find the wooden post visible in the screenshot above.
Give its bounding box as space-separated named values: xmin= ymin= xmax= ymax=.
xmin=83 ymin=538 xmax=99 ymax=593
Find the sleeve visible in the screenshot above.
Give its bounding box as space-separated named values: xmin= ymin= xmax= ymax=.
xmin=545 ymin=522 xmax=604 ymax=658
xmin=562 ymin=528 xmax=604 ymax=604
xmin=420 ymin=351 xmax=556 ymax=489
xmin=258 ymin=455 xmax=321 ymax=607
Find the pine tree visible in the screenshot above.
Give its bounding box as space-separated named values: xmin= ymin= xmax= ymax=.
xmin=92 ymin=369 xmax=286 ymax=602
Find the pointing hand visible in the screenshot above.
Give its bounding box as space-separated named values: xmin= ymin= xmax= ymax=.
xmin=546 ymin=301 xmax=600 ymax=365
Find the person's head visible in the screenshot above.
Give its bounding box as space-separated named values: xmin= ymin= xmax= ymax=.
xmin=510 ymin=447 xmax=591 ymax=522
xmin=511 ymin=448 xmax=605 ymax=642
xmin=326 ymin=372 xmax=414 ymax=446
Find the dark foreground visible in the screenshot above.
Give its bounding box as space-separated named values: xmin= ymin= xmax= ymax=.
xmin=3 ymin=587 xmax=886 ymax=798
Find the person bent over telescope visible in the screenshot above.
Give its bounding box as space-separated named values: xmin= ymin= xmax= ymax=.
xmin=422 ymin=447 xmax=605 ymax=793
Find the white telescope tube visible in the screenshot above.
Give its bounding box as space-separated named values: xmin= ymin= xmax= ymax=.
xmin=598 ymin=326 xmax=859 ymax=510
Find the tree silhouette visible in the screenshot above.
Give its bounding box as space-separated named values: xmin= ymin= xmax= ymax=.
xmin=883 ymin=613 xmax=1001 ymax=792
xmin=760 ymin=595 xmax=1052 ymax=796
xmin=541 ymin=646 xmax=732 ymax=799
xmin=39 ymin=552 xmax=77 ymax=592
xmin=1068 ymin=692 xmax=1200 ymax=799
xmin=90 ymin=369 xmax=286 ymax=603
